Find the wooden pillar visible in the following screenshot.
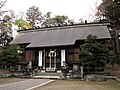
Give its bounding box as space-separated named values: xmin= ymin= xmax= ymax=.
xmin=61 ymin=50 xmax=66 ymax=66
xmin=49 ymin=51 xmax=51 ymax=69
xmin=43 ymin=49 xmax=45 ymax=70
xmin=38 ymin=51 xmax=42 ymax=70
xmin=54 ymin=51 xmax=56 ymax=69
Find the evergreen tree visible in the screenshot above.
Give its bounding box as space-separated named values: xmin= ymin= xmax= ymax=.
xmin=41 ymin=12 xmax=74 ymax=27
xmin=79 ymin=35 xmax=109 ymax=72
xmin=0 ymin=44 xmax=20 ymax=69
xmin=96 ymin=0 xmax=120 ymax=60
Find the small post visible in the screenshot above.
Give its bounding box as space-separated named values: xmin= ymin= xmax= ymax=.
xmin=80 ymin=66 xmax=84 ymax=80
xmin=28 ymin=61 xmax=32 ymax=69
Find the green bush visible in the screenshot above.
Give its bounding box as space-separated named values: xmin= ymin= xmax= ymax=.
xmin=0 ymin=44 xmax=21 ymax=69
xmin=79 ymin=35 xmax=115 ymax=72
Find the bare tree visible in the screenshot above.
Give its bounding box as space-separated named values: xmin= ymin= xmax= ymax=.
xmin=0 ymin=0 xmax=13 ymax=47
xmin=0 ymin=0 xmax=7 ymax=16
xmin=26 ymin=6 xmax=42 ymax=28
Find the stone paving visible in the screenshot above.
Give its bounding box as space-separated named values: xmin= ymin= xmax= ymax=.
xmin=0 ymin=79 xmax=53 ymax=90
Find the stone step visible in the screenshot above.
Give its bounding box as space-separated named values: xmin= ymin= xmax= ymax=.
xmin=33 ymin=75 xmax=60 ymax=79
xmin=36 ymin=72 xmax=60 ymax=76
xmin=103 ymin=76 xmax=120 ymax=82
xmin=33 ymin=72 xmax=61 ymax=79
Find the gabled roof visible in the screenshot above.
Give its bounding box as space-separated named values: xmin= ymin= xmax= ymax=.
xmin=10 ymin=23 xmax=111 ymax=48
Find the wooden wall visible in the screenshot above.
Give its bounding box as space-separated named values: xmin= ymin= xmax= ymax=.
xmin=25 ymin=50 xmax=35 ymax=61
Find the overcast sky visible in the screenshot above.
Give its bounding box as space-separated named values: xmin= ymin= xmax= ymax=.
xmin=5 ymin=0 xmax=102 ymax=22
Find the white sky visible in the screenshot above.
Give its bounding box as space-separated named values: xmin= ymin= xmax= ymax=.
xmin=5 ymin=0 xmax=102 ymax=22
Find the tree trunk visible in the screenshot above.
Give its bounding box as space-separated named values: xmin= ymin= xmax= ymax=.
xmin=115 ymin=27 xmax=120 ymax=53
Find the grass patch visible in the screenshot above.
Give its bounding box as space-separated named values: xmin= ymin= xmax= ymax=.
xmin=33 ymin=79 xmax=120 ymax=90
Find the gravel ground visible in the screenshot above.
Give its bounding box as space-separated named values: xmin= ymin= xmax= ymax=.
xmin=0 ymin=64 xmax=120 ymax=90
xmin=33 ymin=79 xmax=120 ymax=90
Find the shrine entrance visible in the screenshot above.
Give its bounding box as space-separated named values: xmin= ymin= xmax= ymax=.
xmin=38 ymin=49 xmax=64 ymax=72
xmin=45 ymin=49 xmax=57 ymax=71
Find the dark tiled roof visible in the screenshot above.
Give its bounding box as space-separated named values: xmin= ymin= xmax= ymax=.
xmin=10 ymin=24 xmax=111 ymax=48
xmin=11 ymin=32 xmax=35 ymax=44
